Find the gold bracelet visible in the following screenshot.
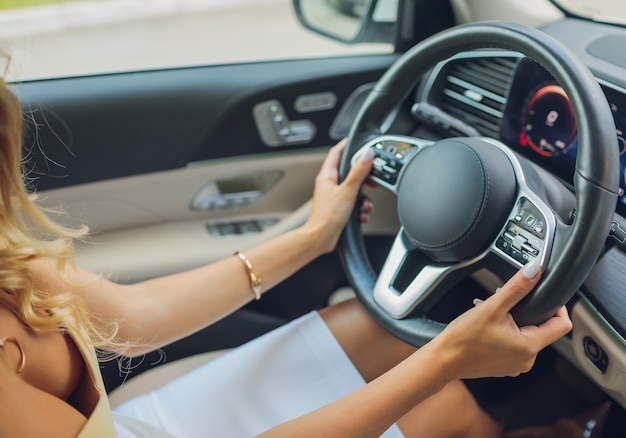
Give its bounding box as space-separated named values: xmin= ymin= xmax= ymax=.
xmin=234 ymin=251 xmax=262 ymax=300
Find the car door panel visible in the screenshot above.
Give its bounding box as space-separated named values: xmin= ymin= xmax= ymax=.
xmin=14 ymin=55 xmax=397 ymax=190
xmin=45 ymin=153 xmax=321 ymax=280
xmin=17 ymin=55 xmax=401 ymax=278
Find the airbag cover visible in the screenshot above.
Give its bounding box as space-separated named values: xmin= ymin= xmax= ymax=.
xmin=397 ymin=139 xmax=516 ymax=262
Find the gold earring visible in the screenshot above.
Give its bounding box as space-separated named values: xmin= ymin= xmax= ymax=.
xmin=0 ymin=336 xmax=26 ymax=374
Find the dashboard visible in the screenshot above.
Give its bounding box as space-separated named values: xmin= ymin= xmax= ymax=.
xmin=418 ymin=46 xmax=626 ymax=216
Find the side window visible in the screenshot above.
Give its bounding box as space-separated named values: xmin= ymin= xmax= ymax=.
xmin=0 ymin=0 xmax=394 ymax=81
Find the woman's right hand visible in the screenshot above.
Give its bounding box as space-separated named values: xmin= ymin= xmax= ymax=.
xmin=430 ymin=259 xmax=573 ymax=382
xmin=302 ymin=139 xmax=374 ymax=255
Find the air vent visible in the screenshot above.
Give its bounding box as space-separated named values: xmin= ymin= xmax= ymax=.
xmin=436 ymin=56 xmax=518 ymax=138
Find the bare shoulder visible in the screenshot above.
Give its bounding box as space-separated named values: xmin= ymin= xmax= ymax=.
xmin=0 ymin=350 xmax=87 ymax=437
xmin=0 ymin=299 xmax=89 ymax=436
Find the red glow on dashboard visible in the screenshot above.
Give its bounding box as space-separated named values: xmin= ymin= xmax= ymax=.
xmin=519 ymin=132 xmax=528 ymax=146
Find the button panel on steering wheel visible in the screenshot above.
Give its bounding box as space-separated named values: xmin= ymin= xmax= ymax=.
xmin=495 ymin=197 xmax=548 ymax=266
xmin=351 ymin=135 xmax=432 ymax=192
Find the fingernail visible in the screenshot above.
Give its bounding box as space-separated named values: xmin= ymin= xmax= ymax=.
xmin=495 ymin=287 xmax=502 ymax=293
xmin=360 ymin=147 xmax=375 ymax=162
xmin=472 ymin=298 xmax=484 ymax=306
xmin=522 ymin=258 xmax=541 ymax=279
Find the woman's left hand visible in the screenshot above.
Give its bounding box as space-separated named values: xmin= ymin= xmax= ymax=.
xmin=304 ymin=139 xmax=374 ymax=254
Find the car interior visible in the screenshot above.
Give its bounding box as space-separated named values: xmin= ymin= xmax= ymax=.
xmin=7 ymin=0 xmax=626 ymax=434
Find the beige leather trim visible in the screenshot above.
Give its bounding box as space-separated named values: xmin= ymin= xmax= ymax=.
xmin=38 ymin=152 xmax=325 ymax=234
xmin=38 ymin=151 xmax=398 ymax=281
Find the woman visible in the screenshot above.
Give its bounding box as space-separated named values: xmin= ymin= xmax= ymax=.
xmin=0 ymin=76 xmax=575 ymax=437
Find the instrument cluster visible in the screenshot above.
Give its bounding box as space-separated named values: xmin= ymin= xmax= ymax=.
xmin=500 ymin=57 xmax=626 ymax=210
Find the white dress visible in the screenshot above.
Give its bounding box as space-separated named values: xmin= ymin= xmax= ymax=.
xmin=112 ymin=311 xmax=404 ymax=437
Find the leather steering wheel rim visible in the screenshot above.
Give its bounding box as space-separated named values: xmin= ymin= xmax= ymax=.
xmin=338 ymin=21 xmax=620 ymax=347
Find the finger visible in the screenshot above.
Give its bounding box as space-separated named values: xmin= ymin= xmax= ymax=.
xmin=319 ymin=139 xmax=347 ymax=179
xmin=359 ymin=197 xmax=374 ymax=221
xmin=360 ymin=197 xmax=374 ymax=214
xmin=343 ymin=147 xmax=374 ymax=190
xmin=523 ymin=305 xmax=573 ymax=348
xmin=333 ymin=138 xmax=347 ymax=153
xmin=538 ymin=305 xmax=572 ymax=340
xmin=489 ymin=258 xmax=542 ymax=312
xmin=472 ymin=298 xmax=484 ymax=306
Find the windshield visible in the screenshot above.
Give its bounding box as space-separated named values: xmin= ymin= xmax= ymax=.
xmin=553 ymin=0 xmax=626 ymax=26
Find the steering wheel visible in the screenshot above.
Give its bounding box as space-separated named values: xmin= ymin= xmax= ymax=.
xmin=338 ymin=21 xmax=620 ymax=347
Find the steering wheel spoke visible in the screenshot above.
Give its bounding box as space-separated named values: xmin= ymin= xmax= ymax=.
xmin=374 ymin=229 xmax=480 ymax=319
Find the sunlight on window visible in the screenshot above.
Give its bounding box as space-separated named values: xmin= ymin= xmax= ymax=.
xmin=0 ymin=0 xmax=391 ymax=82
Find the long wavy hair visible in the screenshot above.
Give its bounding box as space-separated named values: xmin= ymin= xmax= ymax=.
xmin=0 ymin=77 xmax=117 ymax=349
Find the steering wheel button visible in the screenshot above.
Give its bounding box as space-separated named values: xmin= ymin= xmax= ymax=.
xmin=386 ymin=159 xmax=400 ymax=169
xmin=510 ymin=248 xmax=525 ymax=263
xmin=385 ymin=173 xmax=398 ymax=184
xmin=504 ymin=230 xmax=516 ymax=241
xmin=373 ymin=157 xmax=386 ymax=169
xmin=524 ymin=215 xmax=537 ymax=227
xmin=372 ymin=169 xmax=397 ymax=184
xmin=496 ymin=237 xmax=513 ymax=256
xmin=512 ymin=234 xmax=527 ymax=250
xmin=507 ymin=248 xmax=518 ymax=260
xmin=521 ymin=242 xmax=540 ymax=257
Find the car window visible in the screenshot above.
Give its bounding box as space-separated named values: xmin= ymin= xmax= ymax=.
xmin=0 ymin=0 xmax=393 ymax=82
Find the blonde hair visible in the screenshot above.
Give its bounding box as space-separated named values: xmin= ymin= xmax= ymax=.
xmin=0 ymin=77 xmax=117 ymax=349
